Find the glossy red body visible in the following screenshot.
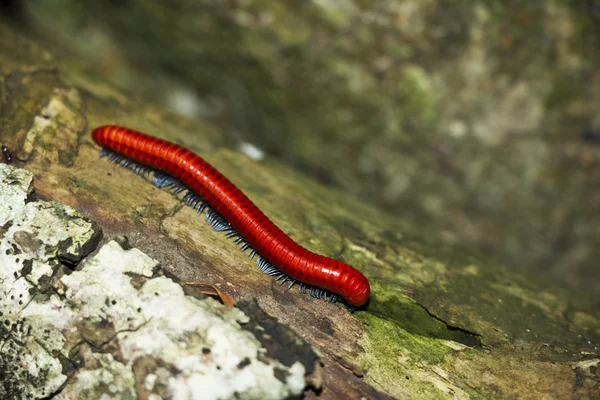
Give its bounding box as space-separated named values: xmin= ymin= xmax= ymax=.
xmin=92 ymin=125 xmax=370 ymax=306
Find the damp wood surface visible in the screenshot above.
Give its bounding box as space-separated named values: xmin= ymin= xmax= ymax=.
xmin=0 ymin=23 xmax=599 ymax=399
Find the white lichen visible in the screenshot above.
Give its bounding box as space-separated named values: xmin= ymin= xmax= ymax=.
xmin=0 ymin=164 xmax=77 ymax=398
xmin=1 ymin=163 xmax=307 ymax=400
xmin=61 ymin=241 xmax=305 ymax=399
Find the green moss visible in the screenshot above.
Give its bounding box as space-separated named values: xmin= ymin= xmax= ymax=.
xmin=411 ymin=253 xmax=600 ymax=355
xmin=357 ymin=312 xmax=457 ymax=399
xmin=367 ymin=282 xmax=481 ymax=347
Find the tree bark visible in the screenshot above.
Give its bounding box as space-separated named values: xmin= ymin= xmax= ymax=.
xmin=0 ymin=23 xmax=598 ymax=399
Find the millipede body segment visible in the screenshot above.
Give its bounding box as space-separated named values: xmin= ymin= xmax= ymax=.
xmin=92 ymin=125 xmax=370 ymax=307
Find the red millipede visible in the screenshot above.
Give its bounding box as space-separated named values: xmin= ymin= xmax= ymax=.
xmin=92 ymin=125 xmax=370 ymax=307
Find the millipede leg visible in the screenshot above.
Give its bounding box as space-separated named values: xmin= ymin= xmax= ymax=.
xmin=99 ymin=147 xmax=344 ymax=306
xmin=205 ymin=209 xmax=231 ymax=231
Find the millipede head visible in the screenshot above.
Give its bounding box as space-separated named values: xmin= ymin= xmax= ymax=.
xmin=337 ymin=264 xmax=370 ymax=307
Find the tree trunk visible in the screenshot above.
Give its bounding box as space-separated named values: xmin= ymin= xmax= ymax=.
xmin=0 ymin=23 xmax=598 ymax=399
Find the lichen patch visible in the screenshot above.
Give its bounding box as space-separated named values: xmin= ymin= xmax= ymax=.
xmin=1 ymin=164 xmax=308 ymax=399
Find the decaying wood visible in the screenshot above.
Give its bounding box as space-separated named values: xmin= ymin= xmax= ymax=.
xmin=0 ymin=23 xmax=598 ymax=399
